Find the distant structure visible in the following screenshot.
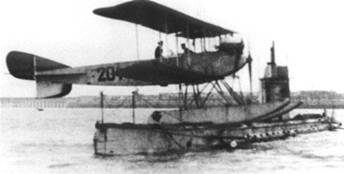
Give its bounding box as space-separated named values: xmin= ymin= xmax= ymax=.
xmin=0 ymin=98 xmax=67 ymax=108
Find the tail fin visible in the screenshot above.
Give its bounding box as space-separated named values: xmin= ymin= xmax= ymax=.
xmin=6 ymin=51 xmax=72 ymax=98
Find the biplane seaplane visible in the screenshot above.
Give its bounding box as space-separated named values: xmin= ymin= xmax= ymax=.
xmin=6 ymin=0 xmax=341 ymax=155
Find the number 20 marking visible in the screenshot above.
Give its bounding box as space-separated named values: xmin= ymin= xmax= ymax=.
xmin=97 ymin=67 xmax=116 ymax=81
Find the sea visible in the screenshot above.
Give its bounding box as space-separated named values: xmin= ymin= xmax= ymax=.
xmin=0 ymin=108 xmax=343 ymax=174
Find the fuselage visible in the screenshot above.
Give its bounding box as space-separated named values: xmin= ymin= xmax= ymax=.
xmin=35 ymin=50 xmax=247 ymax=86
xmin=7 ymin=47 xmax=247 ymax=98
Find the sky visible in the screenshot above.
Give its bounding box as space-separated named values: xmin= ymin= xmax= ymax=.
xmin=1 ymin=0 xmax=344 ymax=97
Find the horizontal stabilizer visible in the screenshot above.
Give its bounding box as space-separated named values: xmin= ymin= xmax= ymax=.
xmin=6 ymin=51 xmax=70 ymax=80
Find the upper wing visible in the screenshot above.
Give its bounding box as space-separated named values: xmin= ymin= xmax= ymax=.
xmin=93 ymin=0 xmax=235 ymax=38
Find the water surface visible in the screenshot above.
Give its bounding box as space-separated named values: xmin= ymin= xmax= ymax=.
xmin=0 ymin=108 xmax=343 ymax=174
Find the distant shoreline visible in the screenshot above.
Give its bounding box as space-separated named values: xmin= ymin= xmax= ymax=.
xmin=1 ymin=91 xmax=344 ymax=109
xmin=0 ymin=99 xmax=344 ymax=109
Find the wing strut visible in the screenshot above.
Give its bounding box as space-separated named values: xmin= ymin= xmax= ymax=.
xmin=135 ymin=24 xmax=140 ymax=60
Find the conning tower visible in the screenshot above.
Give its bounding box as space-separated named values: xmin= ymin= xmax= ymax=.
xmin=261 ymin=42 xmax=290 ymax=103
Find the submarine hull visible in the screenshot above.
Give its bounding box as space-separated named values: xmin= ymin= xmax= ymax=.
xmin=93 ymin=116 xmax=341 ymax=156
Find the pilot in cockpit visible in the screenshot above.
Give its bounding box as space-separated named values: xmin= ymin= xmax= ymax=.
xmin=155 ymin=41 xmax=164 ymax=62
xmin=181 ymin=43 xmax=193 ymax=68
xmin=181 ymin=43 xmax=194 ymax=55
